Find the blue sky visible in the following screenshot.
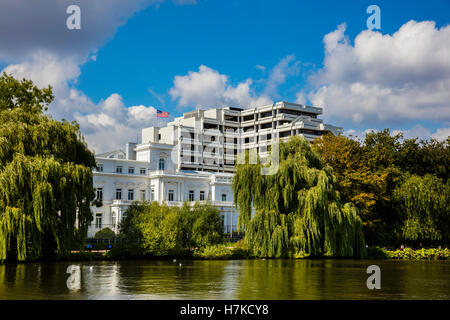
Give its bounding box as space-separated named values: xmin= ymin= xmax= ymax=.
xmin=0 ymin=0 xmax=449 ymax=152
xmin=78 ymin=0 xmax=450 ymax=111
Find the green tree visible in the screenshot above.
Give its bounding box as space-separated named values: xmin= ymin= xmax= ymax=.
xmin=233 ymin=136 xmax=366 ymax=258
xmin=396 ymin=137 xmax=449 ymax=182
xmin=94 ymin=227 xmax=116 ymax=240
xmin=313 ymin=133 xmax=401 ymax=245
xmin=0 ymin=73 xmax=95 ymax=261
xmin=190 ymin=203 xmax=223 ymax=248
xmin=119 ymin=201 xmax=224 ymax=256
xmin=394 ymin=174 xmax=449 ymax=244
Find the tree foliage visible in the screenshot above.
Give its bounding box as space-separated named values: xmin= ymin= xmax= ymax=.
xmin=394 ymin=174 xmax=449 ymax=243
xmin=233 ymin=136 xmax=366 ymax=258
xmin=119 ymin=201 xmax=224 ymax=256
xmin=0 ymin=73 xmax=95 ymax=261
xmin=94 ymin=227 xmax=116 ymax=240
xmin=313 ymin=129 xmax=449 ymax=246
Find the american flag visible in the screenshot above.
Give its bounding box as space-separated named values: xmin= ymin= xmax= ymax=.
xmin=157 ymin=109 xmax=169 ymax=118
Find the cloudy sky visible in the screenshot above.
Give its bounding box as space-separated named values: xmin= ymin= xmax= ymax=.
xmin=0 ymin=0 xmax=449 ymax=152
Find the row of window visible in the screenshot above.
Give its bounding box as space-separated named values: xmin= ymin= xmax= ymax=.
xmin=96 ymin=188 xmax=149 ymax=201
xmin=96 ymin=164 xmax=149 ymax=175
xmin=242 ymin=109 xmax=318 ymax=122
xmin=96 ymin=188 xmax=228 ymax=203
xmin=115 ymin=166 xmax=148 ymax=174
xmin=96 ymin=161 xmax=167 ymax=174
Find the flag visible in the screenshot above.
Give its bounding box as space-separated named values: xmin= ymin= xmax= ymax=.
xmin=157 ymin=109 xmax=169 ymax=118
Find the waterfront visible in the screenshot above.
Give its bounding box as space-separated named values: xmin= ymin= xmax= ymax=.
xmin=0 ymin=259 xmax=448 ymax=300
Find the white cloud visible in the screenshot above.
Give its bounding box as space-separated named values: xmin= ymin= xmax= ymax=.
xmin=344 ymin=128 xmax=378 ymax=141
xmin=169 ymin=65 xmax=272 ymax=109
xmin=264 ymin=54 xmax=300 ymax=97
xmin=0 ymin=1 xmax=175 ymax=153
xmin=255 ymin=65 xmax=266 ymax=72
xmin=345 ymin=125 xmax=449 ymax=142
xmin=295 ymin=91 xmax=306 ymax=105
xmin=431 ymin=127 xmax=450 ymax=142
xmin=74 ymin=94 xmax=164 ymax=153
xmin=2 ymin=53 xmax=166 ymax=153
xmin=306 ymin=20 xmax=450 ymax=127
xmin=0 ymin=0 xmax=161 ymax=63
xmin=392 ymin=124 xmax=431 ymax=140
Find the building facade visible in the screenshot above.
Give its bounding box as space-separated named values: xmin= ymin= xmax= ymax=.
xmin=88 ymin=101 xmax=342 ymax=237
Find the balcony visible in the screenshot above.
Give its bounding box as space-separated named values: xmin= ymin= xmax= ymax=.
xmin=112 ymin=199 xmax=133 ymax=206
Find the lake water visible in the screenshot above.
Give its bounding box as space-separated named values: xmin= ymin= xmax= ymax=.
xmin=0 ymin=259 xmax=448 ymax=299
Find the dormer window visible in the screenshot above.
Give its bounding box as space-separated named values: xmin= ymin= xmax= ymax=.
xmin=159 ymin=158 xmax=165 ymax=170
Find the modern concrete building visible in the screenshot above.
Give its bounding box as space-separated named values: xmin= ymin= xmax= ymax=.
xmin=88 ymin=101 xmax=342 ymax=237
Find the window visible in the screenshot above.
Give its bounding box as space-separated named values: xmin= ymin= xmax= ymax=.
xmin=128 ymin=167 xmax=134 ymax=174
xmin=140 ymin=190 xmax=146 ymax=201
xmin=111 ymin=212 xmax=117 ymax=226
xmin=261 ymin=122 xmax=272 ymax=129
xmin=222 ymin=194 xmax=227 ymax=201
xmin=128 ymin=189 xmax=134 ymax=201
xmin=159 ymin=158 xmax=165 ymax=170
xmin=116 ymin=189 xmax=122 ymax=200
xmin=96 ymin=188 xmax=103 ymax=201
xmin=95 ymin=213 xmax=102 ymax=229
xmin=151 ymin=188 xmax=155 ymax=201
xmin=200 ymin=191 xmax=205 ymax=201
xmin=189 ymin=190 xmax=194 ymax=202
xmin=116 ymin=166 xmax=122 ymax=173
xmin=224 ymin=115 xmax=238 ymax=122
xmin=140 ymin=168 xmax=146 ymax=175
xmin=168 ymin=190 xmax=174 ymax=201
xmin=260 ymin=111 xmax=272 ymax=118
xmin=96 ymin=164 xmax=103 ymax=172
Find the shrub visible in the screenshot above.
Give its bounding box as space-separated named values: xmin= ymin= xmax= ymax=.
xmin=194 ymin=244 xmax=233 ymax=259
xmin=94 ymin=227 xmax=116 ymax=240
xmin=385 ymin=247 xmax=448 ymax=260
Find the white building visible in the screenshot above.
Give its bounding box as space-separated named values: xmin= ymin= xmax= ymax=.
xmin=88 ymin=101 xmax=342 ymax=237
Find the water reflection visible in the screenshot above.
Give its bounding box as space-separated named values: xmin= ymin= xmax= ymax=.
xmin=0 ymin=259 xmax=448 ymax=300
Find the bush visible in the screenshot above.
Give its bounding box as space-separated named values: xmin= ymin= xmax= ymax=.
xmin=94 ymin=227 xmax=116 ymax=240
xmin=385 ymin=247 xmax=448 ymax=260
xmin=193 ymin=242 xmax=252 ymax=259
xmin=118 ymin=201 xmax=225 ymax=257
xmin=193 ymin=244 xmax=234 ymax=259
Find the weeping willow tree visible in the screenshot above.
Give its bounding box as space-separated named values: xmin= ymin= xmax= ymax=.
xmin=233 ymin=135 xmax=366 ymax=258
xmin=0 ymin=73 xmax=95 ymax=261
xmin=394 ymin=174 xmax=449 ymax=244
